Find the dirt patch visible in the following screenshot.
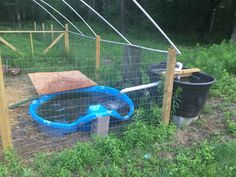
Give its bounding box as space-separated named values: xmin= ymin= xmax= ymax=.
xmin=175 ymin=97 xmax=236 ymax=146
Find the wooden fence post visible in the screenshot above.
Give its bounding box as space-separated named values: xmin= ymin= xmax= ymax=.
xmin=50 ymin=24 xmax=54 ymax=42
xmin=29 ymin=32 xmax=34 ymax=56
xmin=34 ymin=21 xmax=37 ymax=31
xmin=95 ymin=35 xmax=101 ymax=80
xmin=0 ymin=54 xmax=13 ymax=150
xmin=162 ymin=48 xmax=176 ymax=125
xmin=64 ymin=24 xmax=69 ymax=53
xmin=42 ymin=23 xmax=45 ymax=38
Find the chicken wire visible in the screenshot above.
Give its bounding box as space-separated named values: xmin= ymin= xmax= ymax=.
xmin=1 ymin=32 xmax=168 ymax=158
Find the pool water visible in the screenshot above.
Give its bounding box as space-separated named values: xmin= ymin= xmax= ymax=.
xmin=37 ymin=92 xmax=130 ymax=123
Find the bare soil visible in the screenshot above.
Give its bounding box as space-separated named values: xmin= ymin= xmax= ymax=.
xmin=175 ymin=98 xmax=236 ymax=147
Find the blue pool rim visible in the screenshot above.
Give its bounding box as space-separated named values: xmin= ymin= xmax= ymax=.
xmin=29 ymin=86 xmax=135 ymax=131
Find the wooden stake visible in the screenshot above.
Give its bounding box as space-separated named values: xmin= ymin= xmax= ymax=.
xmin=43 ymin=33 xmax=65 ymax=54
xmin=29 ymin=32 xmax=34 ymax=56
xmin=34 ymin=21 xmax=37 ymax=31
xmin=42 ymin=23 xmax=45 ymax=38
xmin=95 ymin=35 xmax=101 ymax=80
xmin=0 ymin=37 xmax=19 ymax=54
xmin=0 ymin=54 xmax=13 ymax=150
xmin=0 ymin=31 xmax=63 ymax=34
xmin=64 ymin=24 xmax=69 ymax=53
xmin=96 ymin=36 xmax=101 ymax=69
xmin=50 ymin=24 xmax=54 ymax=41
xmin=162 ymin=48 xmax=177 ymax=125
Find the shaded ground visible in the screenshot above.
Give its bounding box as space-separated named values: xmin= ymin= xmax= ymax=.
xmin=2 ymin=74 xmax=236 ymax=159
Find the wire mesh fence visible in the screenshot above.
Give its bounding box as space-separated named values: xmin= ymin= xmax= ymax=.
xmin=1 ymin=32 xmax=168 ymax=158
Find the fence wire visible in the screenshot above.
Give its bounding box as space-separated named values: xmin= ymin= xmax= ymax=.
xmin=1 ymin=32 xmax=168 ymax=158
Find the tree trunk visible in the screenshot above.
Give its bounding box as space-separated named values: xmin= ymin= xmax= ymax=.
xmin=231 ymin=13 xmax=236 ymax=41
xmin=15 ymin=0 xmax=21 ymax=29
xmin=200 ymin=0 xmax=223 ymax=37
xmin=87 ymin=0 xmax=96 ymax=21
xmin=229 ymin=0 xmax=236 ymax=39
xmin=120 ymin=0 xmax=127 ymax=34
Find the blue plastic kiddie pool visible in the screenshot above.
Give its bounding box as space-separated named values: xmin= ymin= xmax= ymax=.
xmin=29 ymin=86 xmax=134 ymax=136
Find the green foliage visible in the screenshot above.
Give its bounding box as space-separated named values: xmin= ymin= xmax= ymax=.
xmin=1 ymin=121 xmax=236 ymax=177
xmin=0 ymin=150 xmax=32 ymax=177
xmin=226 ymin=119 xmax=236 ymax=136
xmin=172 ymin=141 xmax=216 ymax=177
xmin=225 ymin=111 xmax=236 ymax=136
xmin=179 ymin=41 xmax=236 ymax=102
xmin=33 ymin=117 xmax=176 ymax=177
xmin=172 ymin=87 xmax=182 ymax=114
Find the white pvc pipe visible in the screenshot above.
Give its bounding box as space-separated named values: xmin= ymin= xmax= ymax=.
xmin=39 ymin=0 xmax=84 ymax=36
xmin=175 ymin=62 xmax=183 ymax=80
xmin=79 ymin=0 xmax=132 ymax=45
xmin=69 ymin=30 xmax=168 ymax=53
xmin=62 ymin=0 xmax=97 ymax=36
xmin=120 ymin=82 xmax=160 ymax=93
xmin=132 ymin=0 xmax=181 ymax=54
xmin=32 ymin=0 xmax=64 ymax=28
xmin=132 ymin=44 xmax=168 ymax=54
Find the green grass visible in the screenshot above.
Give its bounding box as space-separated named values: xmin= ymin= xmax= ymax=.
xmin=1 ymin=118 xmax=236 ymax=177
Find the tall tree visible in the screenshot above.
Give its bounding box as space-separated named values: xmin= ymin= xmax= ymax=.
xmin=229 ymin=0 xmax=236 ymax=40
xmin=200 ymin=0 xmax=223 ymax=37
xmin=120 ymin=0 xmax=126 ymax=34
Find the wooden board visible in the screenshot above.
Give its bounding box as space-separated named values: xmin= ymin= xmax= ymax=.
xmin=162 ymin=48 xmax=176 ymax=125
xmin=0 ymin=58 xmax=12 ymax=150
xmin=28 ymin=71 xmax=97 ymax=95
xmin=161 ymin=68 xmax=201 ymax=78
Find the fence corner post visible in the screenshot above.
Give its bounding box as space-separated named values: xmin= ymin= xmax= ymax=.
xmin=162 ymin=48 xmax=176 ymax=125
xmin=0 ymin=53 xmax=13 ymax=150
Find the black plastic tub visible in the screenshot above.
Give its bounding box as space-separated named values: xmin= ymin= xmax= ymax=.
xmin=148 ymin=63 xmax=216 ymax=118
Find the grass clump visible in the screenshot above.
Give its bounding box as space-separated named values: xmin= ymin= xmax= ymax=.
xmin=0 ymin=150 xmax=32 ymax=177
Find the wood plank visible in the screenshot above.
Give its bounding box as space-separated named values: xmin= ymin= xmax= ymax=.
xmin=161 ymin=68 xmax=200 ymax=77
xmin=0 ymin=37 xmax=19 ymax=54
xmin=96 ymin=35 xmax=101 ymax=69
xmin=0 ymin=31 xmax=64 ymax=33
xmin=43 ymin=32 xmax=64 ymax=54
xmin=162 ymin=48 xmax=176 ymax=125
xmin=0 ymin=56 xmax=13 ymax=150
xmin=28 ymin=71 xmax=97 ymax=95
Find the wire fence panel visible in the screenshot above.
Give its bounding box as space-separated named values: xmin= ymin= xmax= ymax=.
xmin=1 ymin=33 xmax=168 ymax=159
